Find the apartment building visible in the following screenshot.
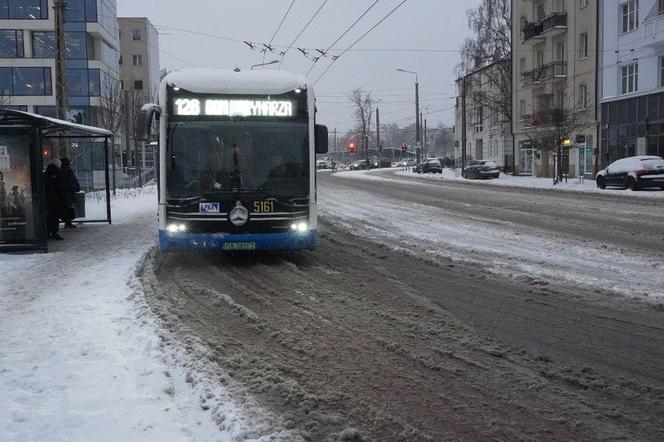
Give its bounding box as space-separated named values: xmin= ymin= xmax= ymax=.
xmin=599 ymin=0 xmax=664 ymax=166
xmin=118 ymin=17 xmax=159 ymax=169
xmin=0 ymin=0 xmax=120 ymax=185
xmin=512 ymin=0 xmax=598 ymax=177
xmin=455 ymin=59 xmax=514 ymax=169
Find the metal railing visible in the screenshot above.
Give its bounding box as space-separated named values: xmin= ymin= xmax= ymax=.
xmin=523 ymin=12 xmax=567 ymax=42
xmin=522 ymin=61 xmax=567 ymax=86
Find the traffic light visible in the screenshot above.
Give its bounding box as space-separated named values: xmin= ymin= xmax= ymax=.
xmin=347 ymin=140 xmax=357 ymax=153
xmin=400 ymin=143 xmax=407 ymax=152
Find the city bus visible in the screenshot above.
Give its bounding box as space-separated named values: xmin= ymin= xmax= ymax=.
xmin=136 ymin=68 xmax=328 ymax=252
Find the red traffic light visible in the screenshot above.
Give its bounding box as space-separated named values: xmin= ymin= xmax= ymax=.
xmin=43 ymin=148 xmax=50 ymax=157
xmin=400 ymin=143 xmax=407 ymax=151
xmin=347 ymin=141 xmax=357 ymax=152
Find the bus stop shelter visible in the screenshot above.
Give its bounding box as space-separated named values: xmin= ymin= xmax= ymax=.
xmin=0 ymin=109 xmax=112 ymax=253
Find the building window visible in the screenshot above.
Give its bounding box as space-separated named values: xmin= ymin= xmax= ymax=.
xmin=519 ymin=57 xmax=526 ymax=75
xmin=621 ymin=63 xmax=638 ymax=94
xmin=556 ymin=42 xmax=566 ymax=61
xmin=536 ymin=49 xmax=544 ymax=67
xmin=132 ymin=30 xmax=141 ymax=41
xmin=132 ymin=54 xmax=142 ymax=66
xmin=659 ymin=0 xmax=664 ymax=14
xmin=579 ymin=33 xmax=588 ymax=59
xmin=0 ymin=67 xmax=52 ymax=95
xmin=579 ymin=84 xmax=588 ymax=109
xmin=621 ymin=0 xmax=638 ymax=33
xmin=473 ymin=107 xmax=484 ymax=133
xmin=520 ymin=100 xmax=526 ymax=117
xmin=134 ymin=80 xmax=143 ymax=90
xmin=32 ymin=32 xmax=89 ymax=59
xmin=102 ymin=41 xmax=118 ymax=71
xmin=67 ymin=68 xmax=101 ymax=96
xmin=660 ymin=57 xmax=664 ymax=87
xmin=0 ymin=0 xmax=49 ymax=19
xmin=0 ymin=30 xmax=24 ymax=58
xmin=64 ymin=32 xmax=87 ymax=59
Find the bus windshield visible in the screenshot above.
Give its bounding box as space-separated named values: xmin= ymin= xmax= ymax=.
xmin=167 ymin=121 xmax=309 ymax=199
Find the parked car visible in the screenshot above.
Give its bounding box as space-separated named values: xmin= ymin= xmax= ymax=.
xmin=372 ymin=158 xmax=392 ymax=168
xmin=414 ymin=158 xmax=443 ymax=174
xmin=462 ymin=160 xmax=501 ymax=179
xmin=316 ymin=159 xmax=329 ymax=169
xmin=596 ymin=156 xmax=664 ymax=191
xmin=349 ymin=159 xmax=370 ymax=170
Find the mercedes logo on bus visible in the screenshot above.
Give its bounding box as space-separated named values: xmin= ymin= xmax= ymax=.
xmin=229 ymin=201 xmax=249 ymax=227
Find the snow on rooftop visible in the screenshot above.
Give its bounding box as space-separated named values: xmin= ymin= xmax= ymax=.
xmin=163 ymin=68 xmax=308 ymax=95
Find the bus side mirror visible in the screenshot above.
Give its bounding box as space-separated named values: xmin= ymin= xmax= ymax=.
xmin=135 ymin=103 xmax=161 ymax=142
xmin=315 ymin=124 xmax=328 ymax=154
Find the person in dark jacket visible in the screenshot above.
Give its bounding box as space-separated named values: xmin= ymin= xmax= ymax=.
xmin=44 ymin=162 xmax=66 ymax=240
xmin=59 ymin=157 xmax=80 ymax=228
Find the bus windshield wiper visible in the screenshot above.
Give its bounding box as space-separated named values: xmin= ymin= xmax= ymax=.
xmin=167 ymin=195 xmax=205 ymax=207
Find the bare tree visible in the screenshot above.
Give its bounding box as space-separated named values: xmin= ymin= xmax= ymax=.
xmin=524 ymin=94 xmax=591 ymax=183
xmin=97 ymin=75 xmax=124 ymax=192
xmin=348 ymin=88 xmax=374 ymax=164
xmin=459 ymin=0 xmax=512 ymax=124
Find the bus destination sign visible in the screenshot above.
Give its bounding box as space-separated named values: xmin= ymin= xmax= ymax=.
xmin=174 ymin=98 xmax=295 ymax=118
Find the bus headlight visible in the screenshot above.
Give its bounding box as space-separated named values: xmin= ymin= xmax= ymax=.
xmin=167 ymin=223 xmax=187 ymax=233
xmin=291 ymin=222 xmax=308 ymax=233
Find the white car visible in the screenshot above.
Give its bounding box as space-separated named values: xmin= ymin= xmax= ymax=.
xmin=596 ymin=156 xmax=664 ymax=190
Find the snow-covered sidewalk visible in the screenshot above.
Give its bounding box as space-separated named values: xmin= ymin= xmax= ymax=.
xmin=0 ymin=188 xmax=255 ymax=442
xmin=334 ymin=168 xmax=664 ymax=199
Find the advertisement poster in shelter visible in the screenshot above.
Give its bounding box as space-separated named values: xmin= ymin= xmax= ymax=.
xmin=0 ymin=131 xmax=36 ymax=245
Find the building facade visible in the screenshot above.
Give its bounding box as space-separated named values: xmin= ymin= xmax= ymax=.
xmin=118 ymin=17 xmax=159 ymax=170
xmin=512 ymin=0 xmax=598 ymax=177
xmin=599 ymin=0 xmax=664 ymax=166
xmin=0 ymin=0 xmax=120 ymax=186
xmin=455 ymin=60 xmax=514 ymax=170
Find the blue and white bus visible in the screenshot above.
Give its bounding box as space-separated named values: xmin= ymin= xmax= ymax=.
xmin=136 ymin=68 xmax=328 ymax=252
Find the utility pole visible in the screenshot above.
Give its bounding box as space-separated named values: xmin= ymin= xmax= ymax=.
xmin=376 ymin=107 xmax=381 ymax=164
xmin=54 ymin=0 xmax=68 ymax=156
xmin=461 ymin=75 xmax=467 ymax=170
xmin=424 ymin=118 xmax=427 ymax=159
xmin=415 ymin=80 xmax=420 ymax=164
xmin=333 ymin=128 xmax=338 ymax=152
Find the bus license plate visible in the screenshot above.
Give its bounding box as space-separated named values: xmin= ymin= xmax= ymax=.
xmin=223 ymin=242 xmax=256 ymax=251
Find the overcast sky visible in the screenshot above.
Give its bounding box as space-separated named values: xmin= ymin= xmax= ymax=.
xmin=117 ymin=0 xmax=479 ymax=133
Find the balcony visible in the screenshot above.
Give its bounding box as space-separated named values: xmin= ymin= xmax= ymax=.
xmin=644 ymin=12 xmax=664 ymax=48
xmin=541 ymin=12 xmax=568 ymax=36
xmin=522 ymin=12 xmax=567 ymax=44
xmin=522 ymin=61 xmax=568 ymax=87
xmin=521 ymin=111 xmax=554 ymax=129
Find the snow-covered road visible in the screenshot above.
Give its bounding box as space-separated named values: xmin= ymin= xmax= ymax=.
xmin=320 ymin=170 xmax=664 ymax=302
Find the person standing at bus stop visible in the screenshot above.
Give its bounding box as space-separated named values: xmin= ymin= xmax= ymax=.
xmin=44 ymin=162 xmax=66 ymax=240
xmin=59 ymin=158 xmax=80 ymax=229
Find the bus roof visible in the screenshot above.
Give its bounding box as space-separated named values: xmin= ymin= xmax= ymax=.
xmin=163 ymin=68 xmax=308 ymax=95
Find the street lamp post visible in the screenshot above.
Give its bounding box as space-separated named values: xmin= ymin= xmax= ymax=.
xmin=397 ymin=68 xmax=420 ymax=164
xmin=251 ymin=60 xmax=279 ymax=70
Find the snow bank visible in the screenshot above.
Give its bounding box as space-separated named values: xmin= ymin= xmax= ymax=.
xmin=334 ymin=168 xmax=664 ymax=199
xmin=0 ymin=186 xmax=272 ymax=441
